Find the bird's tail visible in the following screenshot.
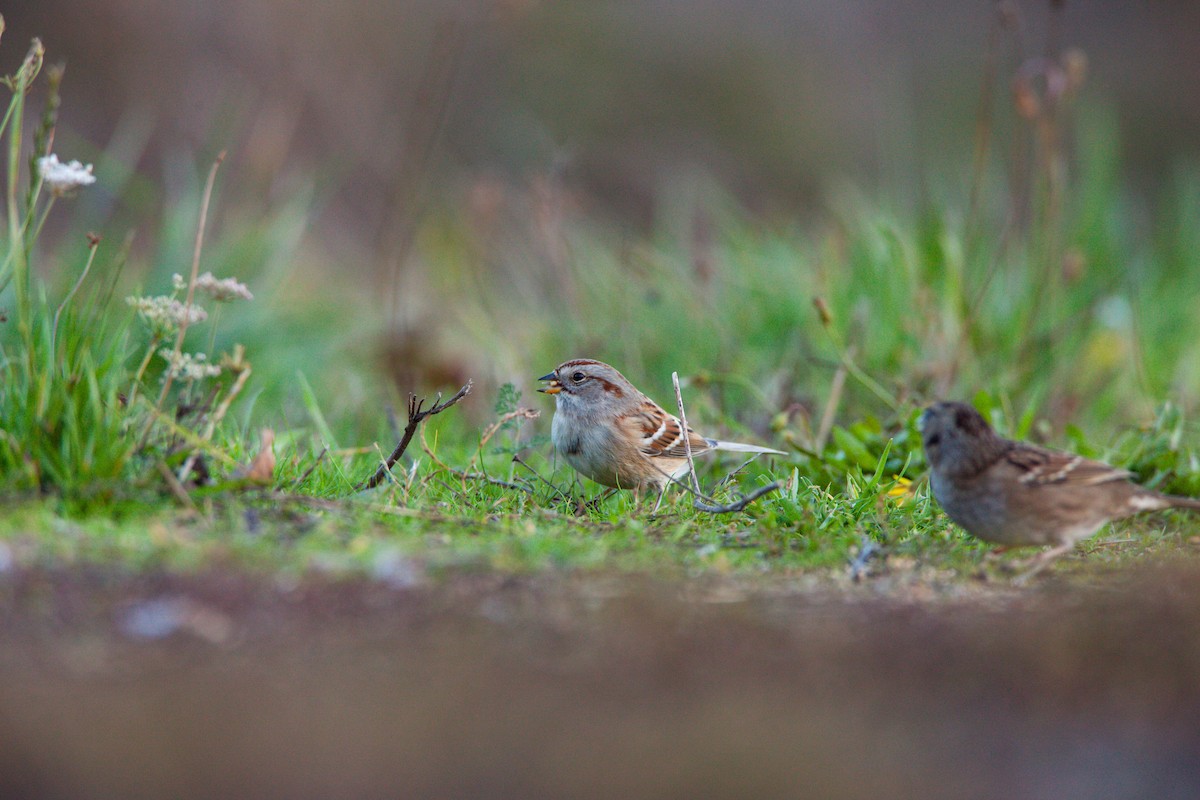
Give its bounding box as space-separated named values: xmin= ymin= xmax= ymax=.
xmin=1129 ymin=490 xmax=1200 ymax=513
xmin=1164 ymin=494 xmax=1200 ymax=511
xmin=707 ymin=440 xmax=786 ymax=456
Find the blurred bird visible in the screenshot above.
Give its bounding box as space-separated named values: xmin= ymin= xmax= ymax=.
xmin=920 ymin=401 xmax=1200 ymax=580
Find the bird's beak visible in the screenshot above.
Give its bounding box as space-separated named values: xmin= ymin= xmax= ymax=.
xmin=538 ymin=372 xmax=561 ymax=394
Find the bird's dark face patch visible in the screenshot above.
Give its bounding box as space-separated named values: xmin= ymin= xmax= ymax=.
xmin=953 ymin=405 xmax=990 ymax=436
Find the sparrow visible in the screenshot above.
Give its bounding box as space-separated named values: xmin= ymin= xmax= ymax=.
xmin=920 ymin=400 xmax=1200 ymax=578
xmin=538 ymin=359 xmax=784 ymax=498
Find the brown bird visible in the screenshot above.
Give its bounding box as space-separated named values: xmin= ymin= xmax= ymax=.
xmin=538 ymin=359 xmax=783 ymax=504
xmin=920 ymin=401 xmax=1200 ymax=579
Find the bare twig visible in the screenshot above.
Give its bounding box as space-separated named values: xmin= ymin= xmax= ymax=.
xmin=156 ymin=460 xmax=197 ymax=512
xmin=479 ymin=408 xmax=541 ymax=450
xmin=177 ymin=358 xmax=253 ymax=483
xmin=512 ymin=454 xmax=573 ymax=504
xmin=414 ymin=424 xmax=531 ymax=495
xmin=361 ymin=380 xmax=472 ymax=489
xmin=691 ymin=481 xmax=782 ymax=514
xmin=448 ymin=469 xmax=534 ymax=495
xmin=133 ymin=397 xmax=239 ymax=468
xmin=290 ymin=446 xmax=328 ymax=490
xmin=671 ymin=371 xmax=703 ymax=497
xmin=369 ymin=442 xmax=401 ymax=487
xmin=669 ymin=370 xmax=781 ymax=514
xmin=713 ymin=457 xmax=758 ymax=489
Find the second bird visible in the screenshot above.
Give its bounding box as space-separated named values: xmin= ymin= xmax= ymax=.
xmin=538 ymin=359 xmax=784 ymax=496
xmin=921 ymin=400 xmax=1200 ymax=578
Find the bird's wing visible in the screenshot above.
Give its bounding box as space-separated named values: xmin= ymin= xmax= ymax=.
xmin=1004 ymin=443 xmax=1132 ymax=487
xmin=621 ymin=400 xmax=713 ymax=459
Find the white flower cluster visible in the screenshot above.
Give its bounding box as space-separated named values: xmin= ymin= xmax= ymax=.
xmin=158 ymin=349 xmax=222 ymax=381
xmin=126 ymin=295 xmax=208 ymax=337
xmin=37 ymin=154 xmax=96 ymax=195
xmin=195 ymin=271 xmax=253 ymax=302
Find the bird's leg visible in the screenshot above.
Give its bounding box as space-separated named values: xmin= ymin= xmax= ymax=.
xmin=1013 ymin=541 xmax=1076 ymax=585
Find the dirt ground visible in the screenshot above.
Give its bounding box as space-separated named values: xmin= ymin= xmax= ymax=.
xmin=1 ymin=558 xmax=1199 ymax=800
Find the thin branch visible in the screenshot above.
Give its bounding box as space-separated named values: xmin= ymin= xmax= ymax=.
xmin=669 ymin=370 xmax=781 ymax=514
xmin=671 ymin=371 xmax=703 ymax=497
xmin=156 ymin=460 xmax=197 ymax=512
xmin=132 ymin=397 xmax=238 ymax=468
xmin=713 ymin=456 xmax=758 ymax=489
xmin=691 ymin=480 xmax=782 ymax=514
xmin=414 ymin=423 xmax=530 ymax=494
xmin=445 ymin=469 xmax=534 ymax=495
xmin=479 ymin=408 xmax=540 ymax=450
xmin=361 ymin=380 xmax=472 ymax=489
xmin=512 ymin=454 xmax=573 ymax=504
xmin=369 ymin=442 xmax=402 ymax=488
xmin=290 ymin=446 xmax=328 ymax=490
xmin=178 ymin=360 xmax=253 ymax=483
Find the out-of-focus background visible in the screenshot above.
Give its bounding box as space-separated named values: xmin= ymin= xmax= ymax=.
xmin=5 ymin=0 xmax=1200 ymax=433
xmin=10 ymin=1 xmax=1200 ymax=230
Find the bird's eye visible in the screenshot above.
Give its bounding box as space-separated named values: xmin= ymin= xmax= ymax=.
xmin=571 ymin=371 xmax=586 ymax=383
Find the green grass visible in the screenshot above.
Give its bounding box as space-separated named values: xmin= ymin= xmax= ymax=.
xmin=4 ymin=31 xmax=1200 ymax=586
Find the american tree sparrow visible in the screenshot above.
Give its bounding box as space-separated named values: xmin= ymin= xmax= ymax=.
xmin=538 ymin=359 xmax=784 ymax=497
xmin=921 ymin=401 xmax=1200 ymax=577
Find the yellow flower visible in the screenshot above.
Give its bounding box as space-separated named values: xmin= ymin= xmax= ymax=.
xmin=886 ymin=476 xmax=914 ymax=506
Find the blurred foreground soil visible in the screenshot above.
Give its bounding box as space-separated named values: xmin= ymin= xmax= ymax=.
xmin=1 ymin=561 xmax=1199 ymax=799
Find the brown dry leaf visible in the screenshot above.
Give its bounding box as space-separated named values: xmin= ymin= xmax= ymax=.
xmin=241 ymin=428 xmax=276 ymax=485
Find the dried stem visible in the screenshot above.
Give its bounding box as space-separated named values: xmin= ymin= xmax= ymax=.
xmin=139 ymin=151 xmax=225 ymax=448
xmin=670 ymin=370 xmax=781 ymax=514
xmin=290 ymin=447 xmax=328 ymax=490
xmin=361 ymin=380 xmax=472 ymax=489
xmin=512 ymin=454 xmax=573 ymax=504
xmin=156 ymin=460 xmax=198 ymax=512
xmin=177 ymin=363 xmax=253 ymax=483
xmin=51 ymin=233 xmax=100 ymax=358
xmin=814 ymin=357 xmax=848 ymax=453
xmin=126 ymin=333 xmax=162 ymax=409
xmin=671 ymin=371 xmax=703 ymax=497
xmin=691 ymin=481 xmax=782 ymax=514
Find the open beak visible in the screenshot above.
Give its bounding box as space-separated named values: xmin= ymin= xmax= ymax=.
xmin=538 ymin=372 xmax=561 ymax=394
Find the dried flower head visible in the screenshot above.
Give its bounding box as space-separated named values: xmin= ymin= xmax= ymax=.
xmin=158 ymin=348 xmax=222 ymax=381
xmin=37 ymin=154 xmax=96 ymax=196
xmin=127 ymin=295 xmax=208 ymax=337
xmin=195 ymin=272 xmax=253 ymax=302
